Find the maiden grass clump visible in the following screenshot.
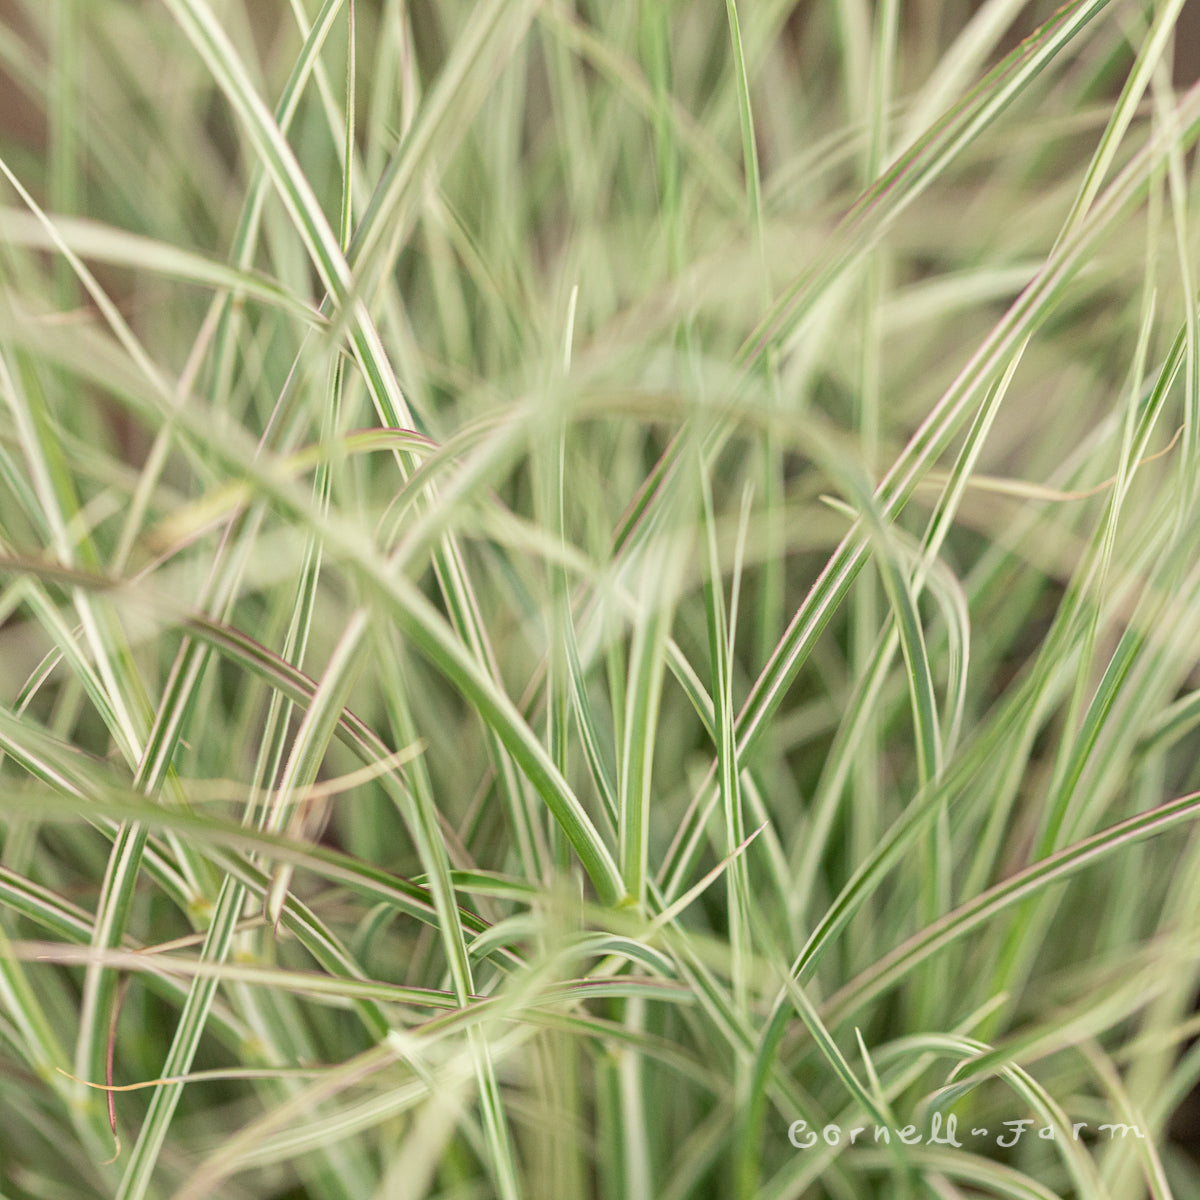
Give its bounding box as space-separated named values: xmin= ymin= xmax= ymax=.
xmin=1 ymin=1 xmax=1200 ymax=1197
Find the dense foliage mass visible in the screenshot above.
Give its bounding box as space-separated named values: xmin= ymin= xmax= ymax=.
xmin=1 ymin=1 xmax=1199 ymax=1197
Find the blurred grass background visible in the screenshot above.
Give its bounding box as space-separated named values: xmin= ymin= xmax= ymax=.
xmin=1 ymin=1 xmax=1200 ymax=1197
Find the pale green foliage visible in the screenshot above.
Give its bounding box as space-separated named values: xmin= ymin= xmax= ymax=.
xmin=0 ymin=1 xmax=1199 ymax=1197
